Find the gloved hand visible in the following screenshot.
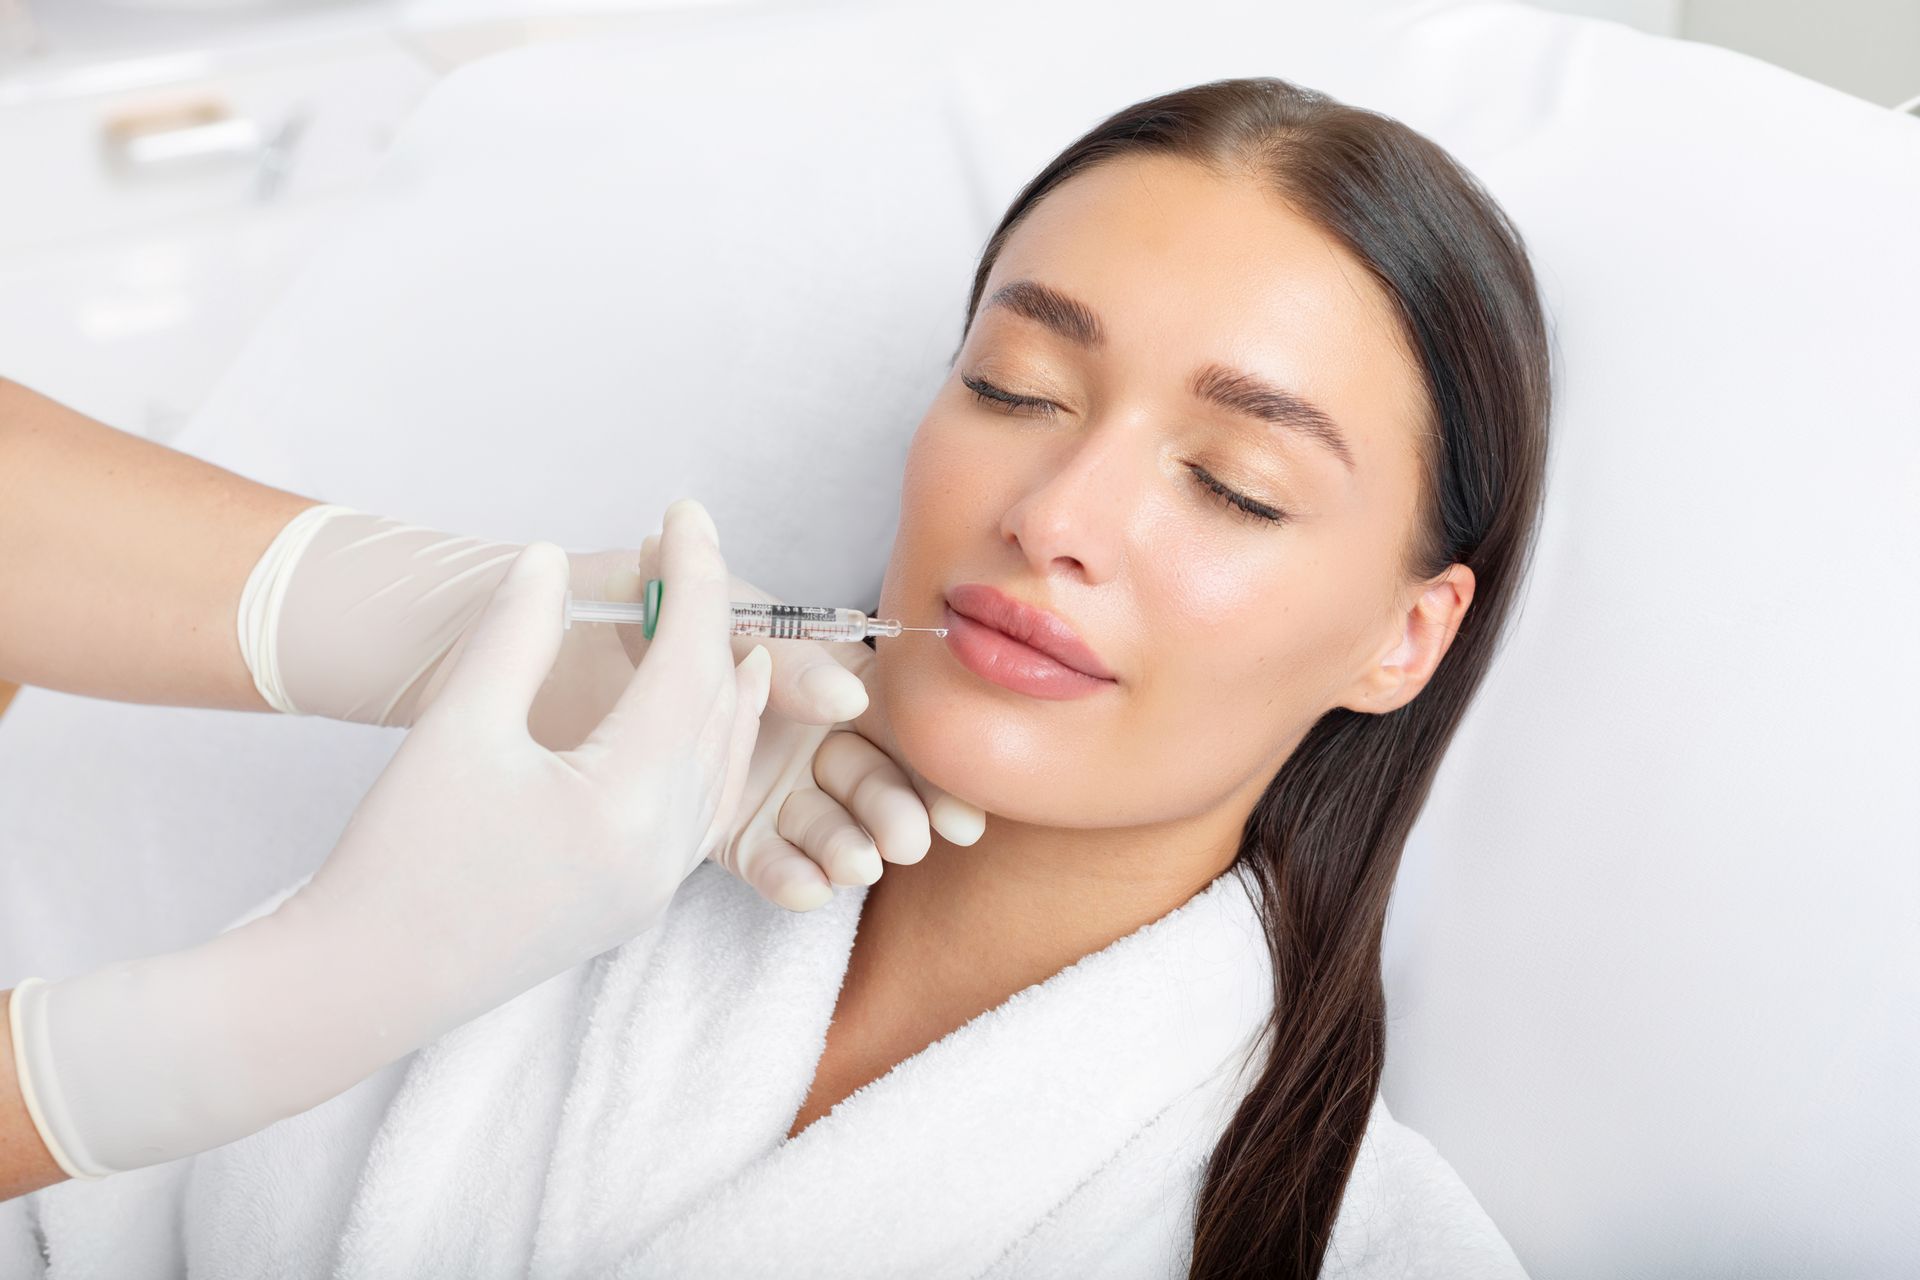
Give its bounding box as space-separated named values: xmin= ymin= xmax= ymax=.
xmin=235 ymin=503 xmax=986 ymax=912
xmin=8 ymin=500 xmax=770 ymax=1179
xmin=704 ymin=592 xmax=987 ymax=911
xmin=235 ymin=503 xmax=869 ymax=742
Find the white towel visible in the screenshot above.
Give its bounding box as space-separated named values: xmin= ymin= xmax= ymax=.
xmin=10 ymin=861 xmax=1527 ymax=1278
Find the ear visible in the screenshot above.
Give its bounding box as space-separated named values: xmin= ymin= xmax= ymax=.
xmin=1339 ymin=563 xmax=1476 ymax=714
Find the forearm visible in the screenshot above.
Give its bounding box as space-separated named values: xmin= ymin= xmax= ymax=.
xmin=1 ymin=989 xmax=66 ymax=1201
xmin=0 ymin=378 xmax=318 ymax=710
xmin=0 ymin=910 xmax=412 ymax=1194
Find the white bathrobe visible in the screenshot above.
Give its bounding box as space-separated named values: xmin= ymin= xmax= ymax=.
xmin=5 ymin=860 xmax=1528 ymax=1278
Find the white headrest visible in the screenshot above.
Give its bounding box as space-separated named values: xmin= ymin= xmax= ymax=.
xmin=2 ymin=3 xmax=1913 ymax=1273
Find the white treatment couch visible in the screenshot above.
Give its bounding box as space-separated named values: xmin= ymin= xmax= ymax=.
xmin=3 ymin=2 xmax=1915 ymax=1275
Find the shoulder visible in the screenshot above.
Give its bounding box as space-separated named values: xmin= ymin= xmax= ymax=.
xmin=1321 ymin=1094 xmax=1530 ymax=1279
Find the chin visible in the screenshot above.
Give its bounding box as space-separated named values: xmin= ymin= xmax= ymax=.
xmin=877 ymin=652 xmax=1108 ymax=829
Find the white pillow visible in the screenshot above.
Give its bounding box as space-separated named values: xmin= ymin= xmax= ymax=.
xmin=3 ymin=2 xmax=1913 ymax=1275
xmin=1352 ymin=8 xmax=1920 ymax=1278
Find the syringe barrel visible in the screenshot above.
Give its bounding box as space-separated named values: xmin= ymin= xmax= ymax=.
xmin=726 ymin=602 xmax=871 ymax=643
xmin=562 ymin=580 xmax=898 ymax=643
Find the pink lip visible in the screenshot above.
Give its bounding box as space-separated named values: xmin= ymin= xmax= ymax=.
xmin=941 ymin=583 xmax=1117 ymax=700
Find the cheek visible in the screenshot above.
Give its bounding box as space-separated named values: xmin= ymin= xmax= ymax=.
xmin=1135 ymin=540 xmax=1370 ymax=753
xmin=901 ymin=415 xmax=995 ymax=528
xmin=879 ymin=415 xmax=1013 ymax=616
xmin=881 ymin=425 xmax=961 ymax=613
xmin=1139 ymin=554 xmax=1301 ymax=760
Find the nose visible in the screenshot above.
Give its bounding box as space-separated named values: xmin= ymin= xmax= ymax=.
xmin=998 ymin=419 xmax=1137 ymax=584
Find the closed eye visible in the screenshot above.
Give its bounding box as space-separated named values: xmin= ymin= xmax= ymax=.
xmin=961 ymin=373 xmax=1290 ymax=527
xmin=962 ymin=373 xmax=1058 ymax=416
xmin=1189 ymin=465 xmax=1289 ymax=525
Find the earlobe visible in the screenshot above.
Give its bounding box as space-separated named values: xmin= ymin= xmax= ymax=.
xmin=1336 ymin=627 xmax=1413 ymax=715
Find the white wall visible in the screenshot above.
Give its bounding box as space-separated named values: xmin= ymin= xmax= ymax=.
xmin=1523 ymin=0 xmax=1920 ymax=106
xmin=1523 ymin=0 xmax=1679 ymax=37
xmin=1684 ymin=0 xmax=1920 ymax=107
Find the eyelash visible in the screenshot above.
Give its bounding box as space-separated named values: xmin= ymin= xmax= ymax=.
xmin=960 ymin=374 xmax=1290 ymax=526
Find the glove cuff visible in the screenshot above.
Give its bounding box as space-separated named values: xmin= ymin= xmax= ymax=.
xmin=235 ymin=502 xmax=361 ymax=716
xmin=7 ymin=978 xmax=108 ymax=1180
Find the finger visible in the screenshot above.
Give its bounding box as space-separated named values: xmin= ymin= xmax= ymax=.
xmin=763 ymin=644 xmax=869 ymax=726
xmin=712 ymin=574 xmax=869 ymax=727
xmin=577 ymin=500 xmax=733 ymax=769
xmin=916 ymin=780 xmax=988 ymax=847
xmin=840 ymin=682 xmax=987 ymax=847
xmin=425 ymin=541 xmax=569 ymax=736
xmin=694 ymin=645 xmax=772 ymax=865
xmin=775 ymin=787 xmax=883 ymax=886
xmin=809 ymin=731 xmax=933 ymax=866
xmin=724 ymin=827 xmax=837 ymax=913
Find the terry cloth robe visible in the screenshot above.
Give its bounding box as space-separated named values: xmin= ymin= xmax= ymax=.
xmin=4 ymin=860 xmax=1529 ymax=1278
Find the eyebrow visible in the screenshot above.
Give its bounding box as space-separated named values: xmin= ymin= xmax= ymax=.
xmin=980 ymin=278 xmax=1358 ymax=472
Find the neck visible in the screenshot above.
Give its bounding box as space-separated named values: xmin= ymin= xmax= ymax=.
xmin=852 ymin=807 xmax=1245 ymax=1017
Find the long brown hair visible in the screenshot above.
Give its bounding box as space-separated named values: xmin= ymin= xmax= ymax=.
xmin=952 ymin=78 xmax=1553 ymax=1276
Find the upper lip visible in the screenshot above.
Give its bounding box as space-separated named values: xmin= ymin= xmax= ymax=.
xmin=945 ymin=583 xmax=1117 ymax=681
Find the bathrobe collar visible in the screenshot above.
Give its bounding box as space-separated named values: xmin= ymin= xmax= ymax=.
xmin=534 ymin=859 xmax=1276 ymax=1279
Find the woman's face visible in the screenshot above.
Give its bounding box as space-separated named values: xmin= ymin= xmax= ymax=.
xmin=870 ymin=153 xmax=1460 ymax=830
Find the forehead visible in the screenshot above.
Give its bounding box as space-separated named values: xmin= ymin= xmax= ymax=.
xmin=978 ymin=154 xmax=1427 ymax=467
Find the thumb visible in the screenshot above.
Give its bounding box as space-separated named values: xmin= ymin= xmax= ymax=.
xmin=425 ymin=541 xmax=570 ymax=734
xmin=608 ymin=533 xmax=660 ymax=670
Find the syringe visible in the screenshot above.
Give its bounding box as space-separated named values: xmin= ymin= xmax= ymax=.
xmin=563 ymin=578 xmax=948 ymax=643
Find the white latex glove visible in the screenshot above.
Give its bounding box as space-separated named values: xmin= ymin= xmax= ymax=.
xmin=700 ymin=576 xmax=988 ymax=910
xmin=236 ymin=504 xmax=987 ymax=913
xmin=236 ymin=503 xmax=871 ymax=742
xmin=8 ymin=500 xmax=769 ymax=1179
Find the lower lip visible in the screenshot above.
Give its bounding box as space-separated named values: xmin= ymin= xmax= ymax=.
xmin=941 ymin=605 xmax=1117 ymax=700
